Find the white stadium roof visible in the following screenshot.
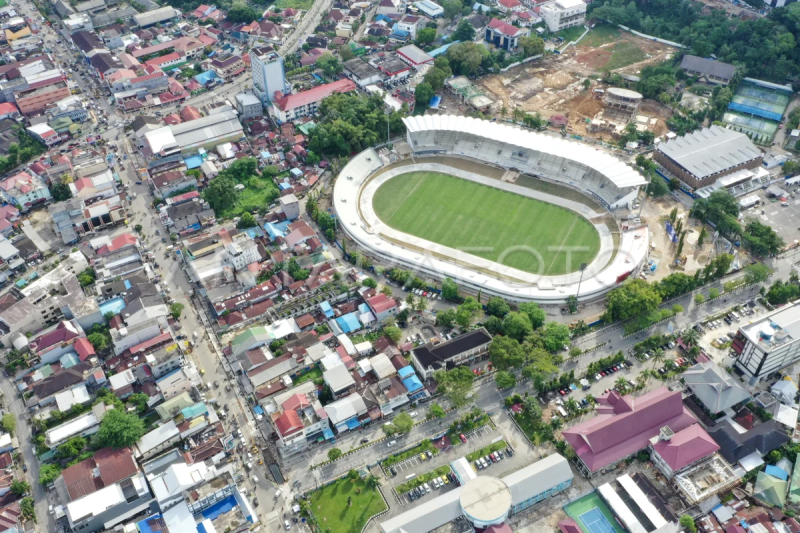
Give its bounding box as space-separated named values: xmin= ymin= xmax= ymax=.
xmin=403 ymin=115 xmax=647 ymax=189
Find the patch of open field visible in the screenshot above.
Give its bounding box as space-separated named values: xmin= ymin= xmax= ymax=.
xmin=309 ymin=478 xmax=387 ymax=533
xmin=372 ymin=171 xmax=600 ymax=276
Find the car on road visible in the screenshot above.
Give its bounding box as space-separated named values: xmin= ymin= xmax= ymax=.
xmin=459 ymin=434 xmax=467 ymax=443
xmin=360 ymin=438 xmax=369 ymax=444
xmin=21 ymin=465 xmax=26 ymax=473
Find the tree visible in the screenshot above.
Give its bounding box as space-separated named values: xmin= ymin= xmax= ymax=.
xmin=694 ymin=293 xmax=705 ymax=304
xmin=682 ymin=328 xmax=700 ymax=347
xmin=414 ymin=297 xmax=427 ymax=312
xmin=697 ymin=227 xmax=708 ymax=246
xmin=39 ymin=464 xmax=61 ymax=486
xmin=362 ymin=278 xmax=378 ymax=289
xmin=384 ymin=326 xmax=402 ymax=343
xmin=414 ymin=82 xmax=435 ymax=107
xmin=518 ymin=302 xmax=546 ymax=329
xmin=746 ymin=263 xmax=772 ymax=284
xmin=94 ymin=409 xmax=145 ymax=449
xmin=567 ymin=295 xmax=578 ymax=314
xmin=443 ymin=0 xmax=462 ymax=18
xmin=453 ymin=18 xmax=476 ymax=42
xmin=20 ymin=498 xmax=34 ymax=521
xmin=0 ymin=414 xmax=15 ymax=434
xmin=518 ymin=36 xmax=544 ymax=58
xmin=502 ymin=312 xmax=533 ymax=341
xmin=429 ymin=403 xmax=446 ymax=419
xmin=433 ymin=366 xmax=474 ymax=407
xmin=488 ymin=336 xmax=526 ymax=370
xmin=169 ymin=303 xmax=184 ymax=320
xmin=381 ymin=285 xmax=394 ymax=297
xmin=486 ymin=297 xmax=510 ymax=317
xmin=442 ymin=278 xmax=459 ymax=300
xmin=446 ymin=41 xmax=486 ymax=76
xmin=134 ymin=224 xmax=143 ymax=233
xmin=680 ymin=516 xmax=697 ymax=533
xmin=317 ymin=54 xmax=343 ymax=78
xmin=424 ymin=67 xmax=448 ymax=91
xmin=708 ymin=287 xmax=720 ymax=299
xmin=87 ymin=332 xmax=108 ymax=350
xmin=328 ymin=448 xmax=343 ymax=461
xmin=10 ymin=479 xmax=29 ymax=497
xmin=495 ymin=370 xmax=516 ymax=389
xmin=50 ymin=183 xmax=72 ymax=202
xmin=227 ymin=2 xmax=258 ymax=22
xmin=416 ymin=27 xmax=437 ymax=46
xmin=237 ymin=212 xmax=257 ymax=229
xmin=542 ymin=322 xmax=571 ymax=353
xmin=340 ymin=46 xmax=355 ymax=61
xmin=436 ymin=308 xmax=457 ymax=328
xmin=646 ymin=175 xmax=669 ymax=197
xmin=203 ymin=173 xmax=239 ymax=216
xmin=393 ymin=413 xmax=414 ymax=434
xmin=57 ymin=437 xmax=86 ymax=459
xmin=382 ymin=423 xmax=397 ymax=436
xmin=606 ymin=279 xmax=662 ymax=322
xmin=455 ymin=297 xmax=482 ymax=328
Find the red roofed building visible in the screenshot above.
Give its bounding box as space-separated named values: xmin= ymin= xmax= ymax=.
xmin=180 ymin=105 xmax=202 ymax=122
xmin=485 ymin=18 xmax=529 ymax=51
xmin=563 ymin=387 xmax=698 ymax=475
xmin=274 ymin=409 xmax=304 ymax=438
xmin=649 ymin=424 xmax=720 ymax=478
xmin=144 ymin=52 xmax=184 ymax=71
xmin=95 ymin=233 xmax=138 ymax=255
xmin=497 ymin=0 xmax=524 ymax=11
xmin=58 ymin=447 xmax=139 ymax=501
xmin=366 ymin=293 xmax=397 ymax=322
xmin=29 ymin=320 xmax=83 ymax=362
xmin=271 ymin=79 xmax=356 ymax=122
xmin=271 ymin=389 xmax=332 ymax=455
xmin=74 ymin=337 xmax=96 ymax=361
xmin=164 ymin=113 xmax=182 ymax=125
xmin=558 ymin=518 xmax=582 ymax=533
xmin=0 ymin=102 xmax=19 ymax=120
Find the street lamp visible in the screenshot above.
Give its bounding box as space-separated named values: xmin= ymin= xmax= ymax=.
xmin=574 ymin=262 xmax=588 ymax=305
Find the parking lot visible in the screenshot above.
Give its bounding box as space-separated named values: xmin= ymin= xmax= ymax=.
xmin=390 ymin=425 xmax=494 ymax=475
xmin=741 ymin=185 xmax=800 ymax=247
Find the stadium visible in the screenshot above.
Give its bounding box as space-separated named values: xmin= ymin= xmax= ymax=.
xmin=333 ymin=115 xmax=651 ymax=303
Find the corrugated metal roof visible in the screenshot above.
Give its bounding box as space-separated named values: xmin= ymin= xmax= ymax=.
xmin=655 ymin=125 xmax=761 ymax=180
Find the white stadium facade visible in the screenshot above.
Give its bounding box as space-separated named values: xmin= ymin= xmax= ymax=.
xmin=333 ymin=115 xmax=651 ymax=303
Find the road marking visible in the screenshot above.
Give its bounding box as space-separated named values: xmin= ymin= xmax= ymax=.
xmin=771 ymin=211 xmax=779 ymax=216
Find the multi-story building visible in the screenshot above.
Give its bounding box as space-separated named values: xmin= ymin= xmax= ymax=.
xmin=250 ymin=46 xmax=288 ymax=106
xmin=235 ymin=91 xmax=262 ymax=119
xmin=62 ymin=13 xmax=94 ymax=33
xmin=484 ymin=18 xmax=529 ymax=51
xmin=733 ymin=302 xmax=800 ymax=384
xmin=211 ymin=55 xmax=245 ymax=80
xmin=540 ymin=0 xmax=586 ymax=32
xmin=48 ymin=95 xmax=89 ymax=122
xmin=226 ymin=232 xmax=260 ymax=271
xmin=0 ymin=172 xmax=51 ymax=211
xmin=271 ymin=79 xmax=356 ymax=122
xmin=411 ymin=328 xmax=492 ymax=380
xmin=14 ymin=80 xmax=71 ymax=116
xmin=270 ymin=384 xmax=332 ymax=456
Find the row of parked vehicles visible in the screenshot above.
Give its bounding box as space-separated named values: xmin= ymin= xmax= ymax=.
xmin=593 ymin=360 xmax=633 ymax=382
xmin=475 ymin=448 xmax=513 ymax=470
xmin=407 ymin=472 xmax=457 ymax=501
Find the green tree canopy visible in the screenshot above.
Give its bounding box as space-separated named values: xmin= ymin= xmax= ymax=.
xmin=39 ymin=464 xmax=61 ymax=486
xmin=502 ymin=312 xmax=533 ymax=341
xmin=517 ymin=302 xmax=546 ymax=329
xmin=226 ymin=2 xmax=258 ymax=22
xmin=486 ymin=297 xmax=510 ymax=317
xmin=416 ymin=27 xmax=437 ymax=45
xmin=488 ymin=336 xmax=526 ymax=370
xmin=94 ymin=409 xmax=146 ymax=449
xmin=494 ymin=370 xmax=516 ymax=389
xmin=169 ymin=303 xmax=184 ymax=320
xmin=237 ymin=212 xmax=257 ymax=229
xmin=452 ymin=18 xmax=475 ymax=41
xmin=433 ymin=366 xmax=474 ymax=407
xmin=606 ymin=279 xmax=662 ymax=322
xmin=392 ymin=412 xmax=414 ymax=433
xmin=328 ymin=448 xmax=343 ymax=461
xmin=455 ymin=297 xmax=482 ymax=329
xmin=384 ymin=326 xmax=403 ymax=343
xmin=436 ymin=308 xmax=457 ymax=328
xmin=442 ymin=278 xmax=459 ymax=300
xmin=0 ymin=414 xmax=15 ymax=434
xmin=542 ymin=322 xmax=571 ymax=353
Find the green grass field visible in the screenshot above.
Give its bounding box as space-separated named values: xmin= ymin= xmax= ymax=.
xmin=578 ymin=25 xmax=621 ymax=47
xmin=372 ymin=172 xmax=600 ymax=276
xmin=309 ymin=478 xmax=387 ymax=533
xmin=602 ymin=42 xmax=648 ymax=71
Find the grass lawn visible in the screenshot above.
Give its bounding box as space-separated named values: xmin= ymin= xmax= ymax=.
xmin=578 ymin=24 xmax=620 ymax=47
xmin=222 ymin=176 xmax=280 ymax=218
xmin=309 ymin=478 xmax=387 ymax=533
xmin=557 ymin=26 xmax=586 ymax=43
xmin=601 ymin=42 xmax=648 ymax=71
xmin=465 ymin=440 xmax=507 ymax=462
xmin=275 ymin=0 xmax=314 ymax=7
xmin=372 ymin=172 xmax=600 ymax=276
xmin=294 ymin=367 xmax=322 ymax=385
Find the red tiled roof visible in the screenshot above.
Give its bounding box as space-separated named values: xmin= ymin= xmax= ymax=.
xmin=650 ymin=424 xmax=719 ymax=471
xmin=295 ymin=313 xmax=315 ymax=329
xmin=128 ymin=332 xmax=172 ymax=355
xmin=562 ymin=387 xmax=697 ymax=473
xmin=487 ymin=17 xmax=523 ymax=37
xmin=275 ymin=409 xmax=303 ymax=437
xmin=559 ymin=519 xmax=582 ymax=533
xmin=61 ymin=447 xmax=137 ymax=501
xmin=273 ymin=79 xmax=356 ymax=111
xmin=282 ymin=393 xmax=311 ymax=412
xmin=74 ymin=337 xmax=96 ymax=361
xmin=367 ymin=293 xmax=396 ymax=314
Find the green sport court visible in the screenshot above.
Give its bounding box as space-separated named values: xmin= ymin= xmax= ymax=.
xmin=372 ymin=171 xmax=600 ymax=276
xmin=564 ymin=493 xmax=625 ymax=533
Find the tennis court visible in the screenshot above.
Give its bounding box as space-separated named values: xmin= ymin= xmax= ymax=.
xmin=722 ymin=112 xmax=778 ymax=141
xmin=564 ymin=493 xmax=625 ymax=533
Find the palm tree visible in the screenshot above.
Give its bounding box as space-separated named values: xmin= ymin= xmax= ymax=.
xmin=512 ymin=107 xmax=524 ymax=123
xmin=615 ymin=377 xmax=628 ymax=393
xmin=365 ymin=475 xmax=381 ymax=490
xmin=347 ymin=496 xmax=352 ymax=507
xmin=651 ymin=348 xmax=665 ymax=370
xmin=565 ymin=397 xmax=579 ymax=414
xmin=550 ymin=417 xmax=563 ymax=431
xmin=500 ymin=106 xmax=508 ymax=120
xmin=682 ymin=329 xmax=700 ymax=347
xmin=585 ymin=393 xmax=595 ymax=405
xmin=635 ymin=374 xmax=647 ymax=390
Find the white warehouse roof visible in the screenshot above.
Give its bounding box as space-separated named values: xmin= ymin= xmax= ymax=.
xmin=403 ymin=115 xmax=647 ymax=189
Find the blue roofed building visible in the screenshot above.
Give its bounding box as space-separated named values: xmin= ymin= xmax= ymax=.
xmin=320 ymin=301 xmax=334 ymax=318
xmin=335 ymin=312 xmax=362 ymax=334
xmin=429 ymin=41 xmax=460 ymax=57
xmin=194 ymin=70 xmax=218 ymax=86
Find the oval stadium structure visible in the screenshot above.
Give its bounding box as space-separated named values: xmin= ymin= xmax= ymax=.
xmin=333 ymin=115 xmax=650 ymax=303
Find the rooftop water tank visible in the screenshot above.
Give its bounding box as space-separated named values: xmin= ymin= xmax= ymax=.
xmin=761 ymin=324 xmax=775 ymax=341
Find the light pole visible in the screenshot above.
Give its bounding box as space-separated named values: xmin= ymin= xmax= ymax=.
xmin=574 ymin=262 xmax=588 ymax=307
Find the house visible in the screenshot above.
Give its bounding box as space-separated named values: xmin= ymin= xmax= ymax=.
xmin=366 ymin=293 xmax=397 ymax=322
xmin=562 ymin=387 xmax=699 ymax=476
xmin=709 ymin=419 xmax=790 ymax=467
xmin=150 ymin=170 xmax=198 ymax=199
xmin=211 ymin=55 xmax=246 ymax=80
xmin=45 ymin=403 xmax=112 ymax=447
xmin=682 ymin=360 xmax=751 ymax=414
xmin=235 ymin=91 xmax=263 ymax=119
xmin=0 ymin=172 xmax=51 ymax=211
xmin=679 ymin=55 xmax=735 ymax=85
xmin=484 ymin=18 xmax=529 ymax=51
xmin=772 ymin=379 xmax=799 ymax=405
xmin=414 ymin=0 xmax=443 ymax=17
xmin=498 ymin=0 xmax=525 ymax=11
xmin=377 ymin=0 xmax=405 ymax=16
xmin=324 ymin=393 xmax=368 ymax=433
xmin=323 ymin=364 xmax=356 ymax=399
xmin=540 ymin=0 xmax=585 ymax=32
xmin=377 ymin=57 xmax=411 ymax=82
xmin=134 ymin=419 xmax=180 ymax=459
xmin=649 ymin=424 xmax=720 ymax=479
xmin=397 ymin=15 xmax=424 ymax=39
xmin=411 ymin=328 xmax=492 ymax=380
xmin=271 ymin=389 xmax=332 ymax=457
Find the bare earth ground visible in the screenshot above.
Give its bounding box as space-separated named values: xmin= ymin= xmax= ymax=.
xmin=477 ymin=30 xmax=675 ymax=139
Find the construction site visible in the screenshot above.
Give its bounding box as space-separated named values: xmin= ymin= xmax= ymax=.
xmin=476 ymin=26 xmax=675 ymax=140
